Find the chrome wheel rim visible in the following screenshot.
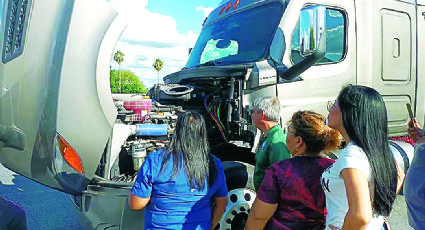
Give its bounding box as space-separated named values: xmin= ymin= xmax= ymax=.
xmin=217 ymin=188 xmax=256 ymax=230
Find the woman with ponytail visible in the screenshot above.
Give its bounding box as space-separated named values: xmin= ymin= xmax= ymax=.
xmin=322 ymin=85 xmax=400 ymax=229
xmin=246 ymin=111 xmax=341 ymax=230
xmin=129 ymin=112 xmax=228 ymax=230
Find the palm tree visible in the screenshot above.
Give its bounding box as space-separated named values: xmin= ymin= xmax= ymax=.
xmin=153 ymin=58 xmax=163 ymax=84
xmin=114 ymin=50 xmax=125 ymax=93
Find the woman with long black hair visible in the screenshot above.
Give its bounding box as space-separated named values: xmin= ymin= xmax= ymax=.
xmin=322 ymin=85 xmax=399 ymax=229
xmin=129 ymin=112 xmax=228 ymax=230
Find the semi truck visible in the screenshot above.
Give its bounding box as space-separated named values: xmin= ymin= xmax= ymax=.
xmin=0 ymin=0 xmax=422 ymax=229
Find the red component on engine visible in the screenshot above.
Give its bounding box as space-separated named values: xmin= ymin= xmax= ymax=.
xmin=123 ymin=97 xmax=152 ymax=121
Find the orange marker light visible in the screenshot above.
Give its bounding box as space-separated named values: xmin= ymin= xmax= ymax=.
xmin=234 ymin=0 xmax=240 ymax=9
xmin=58 ymin=136 xmax=84 ymax=174
xmin=220 ymin=6 xmax=225 ymax=15
xmin=226 ymin=2 xmax=232 ymax=12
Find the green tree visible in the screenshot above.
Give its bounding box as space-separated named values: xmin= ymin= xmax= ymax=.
xmin=153 ymin=58 xmax=163 ymax=84
xmin=110 ymin=70 xmax=148 ymax=94
xmin=114 ymin=50 xmax=125 ymax=92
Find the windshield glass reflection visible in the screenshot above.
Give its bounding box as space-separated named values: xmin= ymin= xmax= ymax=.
xmin=186 ymin=2 xmax=284 ymax=68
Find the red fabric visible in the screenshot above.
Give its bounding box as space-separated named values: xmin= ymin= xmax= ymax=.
xmin=390 ymin=136 xmax=415 ymax=146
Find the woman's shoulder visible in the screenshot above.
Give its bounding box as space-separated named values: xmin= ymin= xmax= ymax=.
xmin=340 ymin=142 xmax=367 ymax=159
xmin=317 ymin=156 xmax=335 ymax=168
xmin=346 ymin=142 xmax=363 ymax=150
xmin=270 ymin=158 xmax=294 ymax=171
xmin=210 ymin=154 xmax=224 ymax=167
xmin=210 ymin=154 xmax=219 ymax=161
xmin=273 ymin=157 xmax=292 ymax=165
xmin=268 ymin=157 xmax=333 ymax=178
xmin=286 ymin=156 xmax=334 ymax=167
xmin=317 ymin=156 xmax=335 ymax=163
xmin=146 ymin=149 xmax=168 ymax=162
xmin=319 ymin=155 xmax=335 ymax=161
xmin=414 ymin=142 xmax=425 ymax=156
xmin=336 ymin=143 xmax=370 ymax=176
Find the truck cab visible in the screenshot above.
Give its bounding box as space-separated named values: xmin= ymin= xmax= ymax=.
xmin=164 ymin=0 xmax=424 ymax=140
xmin=0 ymin=0 xmax=423 ymax=229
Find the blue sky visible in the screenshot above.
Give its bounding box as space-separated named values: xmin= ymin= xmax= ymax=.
xmin=108 ymin=0 xmax=222 ymax=89
xmin=146 ymin=0 xmax=220 ymax=34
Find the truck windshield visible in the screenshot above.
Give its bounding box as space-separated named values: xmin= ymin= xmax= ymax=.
xmin=185 ymin=2 xmax=284 ymax=68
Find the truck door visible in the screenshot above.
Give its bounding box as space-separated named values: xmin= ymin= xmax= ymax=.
xmin=355 ymin=0 xmax=417 ymax=135
xmin=277 ymin=0 xmax=356 ymax=124
xmin=0 ymin=0 xmax=126 ymax=194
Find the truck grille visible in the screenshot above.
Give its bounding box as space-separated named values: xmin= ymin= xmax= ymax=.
xmin=2 ymin=0 xmax=32 ymax=63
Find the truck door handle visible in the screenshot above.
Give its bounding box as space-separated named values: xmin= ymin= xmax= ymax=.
xmin=0 ymin=124 xmax=25 ymax=151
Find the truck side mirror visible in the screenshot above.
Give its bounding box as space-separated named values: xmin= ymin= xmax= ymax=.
xmin=299 ymin=5 xmax=326 ymax=57
xmin=280 ymin=5 xmax=327 ymax=81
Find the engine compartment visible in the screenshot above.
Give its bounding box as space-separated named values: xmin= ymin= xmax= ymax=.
xmin=100 ymin=79 xmax=256 ymax=182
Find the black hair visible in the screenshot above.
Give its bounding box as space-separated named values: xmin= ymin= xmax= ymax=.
xmin=337 ymin=85 xmax=397 ymax=216
xmin=160 ymin=111 xmax=217 ymax=190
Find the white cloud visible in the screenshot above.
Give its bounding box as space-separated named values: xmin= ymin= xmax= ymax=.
xmin=109 ymin=0 xmax=149 ymax=16
xmin=108 ymin=0 xmax=200 ymax=89
xmin=196 ymin=6 xmax=214 ymax=18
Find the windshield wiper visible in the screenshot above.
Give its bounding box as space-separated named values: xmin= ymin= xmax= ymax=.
xmin=199 ymin=59 xmax=223 ymax=67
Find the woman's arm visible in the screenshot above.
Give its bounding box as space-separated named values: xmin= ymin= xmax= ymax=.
xmin=245 ymin=198 xmax=277 ymax=230
xmin=210 ymin=196 xmax=228 ymax=230
xmin=395 ymin=161 xmax=405 ymax=195
xmin=128 ymin=193 xmax=150 ymax=210
xmin=341 ymin=168 xmax=372 ymax=230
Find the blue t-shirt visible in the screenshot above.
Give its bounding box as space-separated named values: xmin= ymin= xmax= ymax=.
xmin=131 ymin=150 xmax=228 ymax=230
xmin=404 ymin=143 xmax=425 ymax=230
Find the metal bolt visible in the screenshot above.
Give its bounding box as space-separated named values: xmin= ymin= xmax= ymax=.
xmin=244 ymin=193 xmax=251 ymax=201
xmin=230 ymin=194 xmax=238 ymax=203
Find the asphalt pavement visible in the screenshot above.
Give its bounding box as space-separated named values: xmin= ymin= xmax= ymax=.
xmin=0 ymin=163 xmax=92 ymax=230
xmin=0 ymin=163 xmax=415 ymax=230
xmin=388 ymin=195 xmax=414 ymax=230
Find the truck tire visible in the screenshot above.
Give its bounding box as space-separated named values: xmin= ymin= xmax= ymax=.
xmin=216 ymin=161 xmax=255 ymax=230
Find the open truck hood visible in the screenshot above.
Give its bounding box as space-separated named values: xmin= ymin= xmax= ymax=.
xmin=164 ymin=64 xmax=254 ymax=84
xmin=0 ymin=0 xmax=126 ymax=194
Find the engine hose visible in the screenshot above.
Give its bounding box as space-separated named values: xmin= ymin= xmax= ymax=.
xmin=205 ymin=91 xmax=227 ymax=141
xmin=217 ymin=102 xmax=229 ymax=136
xmin=227 ymin=77 xmax=235 ymax=127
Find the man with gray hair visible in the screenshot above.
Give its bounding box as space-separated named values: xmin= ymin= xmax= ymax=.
xmin=252 ymin=96 xmax=291 ymax=191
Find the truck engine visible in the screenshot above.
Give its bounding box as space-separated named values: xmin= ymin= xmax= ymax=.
xmin=107 ymin=81 xmax=256 ymax=183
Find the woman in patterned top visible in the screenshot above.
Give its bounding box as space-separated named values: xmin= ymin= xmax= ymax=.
xmin=245 ymin=110 xmax=341 ymax=230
